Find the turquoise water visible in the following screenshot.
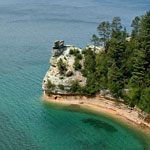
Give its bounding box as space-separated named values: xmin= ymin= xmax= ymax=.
xmin=0 ymin=0 xmax=150 ymax=149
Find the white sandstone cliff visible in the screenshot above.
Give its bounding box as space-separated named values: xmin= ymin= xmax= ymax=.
xmin=42 ymin=40 xmax=104 ymax=94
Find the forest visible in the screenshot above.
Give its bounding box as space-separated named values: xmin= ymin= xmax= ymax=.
xmin=72 ymin=11 xmax=150 ymax=113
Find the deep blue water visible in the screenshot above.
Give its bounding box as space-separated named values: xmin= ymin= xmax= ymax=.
xmin=0 ymin=0 xmax=150 ymax=150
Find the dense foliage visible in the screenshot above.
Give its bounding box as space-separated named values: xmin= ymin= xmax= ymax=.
xmin=85 ymin=11 xmax=150 ymax=113
xmin=69 ymin=80 xmax=82 ymax=93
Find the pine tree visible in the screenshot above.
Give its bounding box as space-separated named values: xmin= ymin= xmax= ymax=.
xmin=91 ymin=34 xmax=100 ymax=46
xmin=139 ymin=88 xmax=150 ymax=113
xmin=107 ymin=39 xmax=126 ymax=68
xmin=97 ymin=21 xmax=111 ymax=46
xmin=107 ymin=63 xmax=124 ymax=97
xmin=129 ymin=49 xmax=146 ymax=87
xmin=143 ymin=68 xmax=150 ymax=87
xmin=131 ymin=16 xmax=141 ymax=38
xmin=96 ymin=52 xmax=108 ymax=88
xmin=139 ymin=11 xmax=150 ymax=70
xmin=111 ymin=17 xmax=122 ymax=39
xmin=89 ymin=11 xmax=150 ymax=113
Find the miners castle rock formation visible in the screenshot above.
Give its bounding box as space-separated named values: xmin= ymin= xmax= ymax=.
xmin=42 ymin=40 xmax=103 ymax=95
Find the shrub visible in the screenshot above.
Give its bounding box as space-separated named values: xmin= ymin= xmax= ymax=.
xmin=69 ymin=49 xmax=74 ymax=55
xmin=57 ymin=58 xmax=67 ymax=74
xmin=82 ymin=49 xmax=86 ymax=54
xmin=74 ymin=57 xmax=82 ymax=70
xmin=69 ymin=49 xmax=80 ymax=56
xmin=47 ymin=80 xmax=55 ymax=89
xmin=76 ymin=53 xmax=82 ymax=60
xmin=58 ymin=84 xmax=64 ymax=90
xmin=64 ymin=56 xmax=67 ymax=60
xmin=66 ymin=71 xmax=73 ymax=77
xmin=69 ymin=80 xmax=81 ymax=93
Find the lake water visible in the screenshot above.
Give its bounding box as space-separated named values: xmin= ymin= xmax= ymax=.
xmin=0 ymin=0 xmax=150 ymax=149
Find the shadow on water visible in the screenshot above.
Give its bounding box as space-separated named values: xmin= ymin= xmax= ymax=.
xmin=43 ymin=100 xmax=150 ymax=150
xmin=43 ymin=101 xmax=82 ymax=113
xmin=82 ymin=118 xmax=117 ymax=133
xmin=62 ymin=104 xmax=81 ymax=111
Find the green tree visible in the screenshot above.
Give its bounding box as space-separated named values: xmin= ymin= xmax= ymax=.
xmin=122 ymin=27 xmax=129 ymax=40
xmin=107 ymin=63 xmax=124 ymax=98
xmin=143 ymin=68 xmax=150 ymax=87
xmin=122 ymin=40 xmax=139 ymax=80
xmin=138 ymin=88 xmax=150 ymax=113
xmin=97 ymin=21 xmax=111 ymax=46
xmin=83 ymin=48 xmax=96 ymax=74
xmin=91 ymin=34 xmax=100 ymax=46
xmin=96 ymin=52 xmax=108 ymax=88
xmin=139 ymin=11 xmax=150 ymax=70
xmin=107 ymin=39 xmax=126 ymax=68
xmin=91 ymin=21 xmax=111 ymax=46
xmin=69 ymin=80 xmax=81 ymax=93
xmin=131 ymin=16 xmax=141 ymax=38
xmin=87 ymin=11 xmax=150 ymax=113
xmin=129 ymin=49 xmax=146 ymax=87
xmin=82 ymin=73 xmax=100 ymax=95
xmin=128 ymin=88 xmax=141 ymax=107
xmin=111 ymin=17 xmax=122 ymax=39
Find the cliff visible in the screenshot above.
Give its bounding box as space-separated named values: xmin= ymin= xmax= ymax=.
xmin=42 ymin=40 xmax=104 ymax=95
xmin=42 ymin=40 xmax=150 ymax=126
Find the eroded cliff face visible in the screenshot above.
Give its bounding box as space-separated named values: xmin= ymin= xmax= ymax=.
xmin=42 ymin=40 xmax=104 ymax=95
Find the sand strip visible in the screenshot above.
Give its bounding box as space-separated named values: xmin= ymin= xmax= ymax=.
xmin=43 ymin=93 xmax=150 ymax=134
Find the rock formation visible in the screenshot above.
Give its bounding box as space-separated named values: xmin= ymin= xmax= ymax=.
xmin=52 ymin=40 xmax=65 ymax=57
xmin=42 ymin=40 xmax=103 ymax=95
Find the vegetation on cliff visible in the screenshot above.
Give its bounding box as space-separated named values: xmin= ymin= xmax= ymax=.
xmin=57 ymin=58 xmax=67 ymax=75
xmin=87 ymin=10 xmax=150 ymax=113
xmin=67 ymin=11 xmax=150 ymax=113
xmin=43 ymin=11 xmax=150 ymax=114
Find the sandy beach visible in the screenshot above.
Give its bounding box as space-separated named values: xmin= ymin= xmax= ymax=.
xmin=43 ymin=92 xmax=150 ymax=135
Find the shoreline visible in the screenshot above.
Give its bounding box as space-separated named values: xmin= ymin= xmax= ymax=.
xmin=43 ymin=93 xmax=150 ymax=135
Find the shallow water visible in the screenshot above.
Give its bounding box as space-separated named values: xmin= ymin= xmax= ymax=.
xmin=0 ymin=0 xmax=150 ymax=149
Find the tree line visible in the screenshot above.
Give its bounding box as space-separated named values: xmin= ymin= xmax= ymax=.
xmin=81 ymin=11 xmax=150 ymax=113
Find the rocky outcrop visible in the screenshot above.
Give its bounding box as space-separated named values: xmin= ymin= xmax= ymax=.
xmin=42 ymin=41 xmax=150 ymax=129
xmin=52 ymin=40 xmax=65 ymax=57
xmin=42 ymin=41 xmax=103 ymax=95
